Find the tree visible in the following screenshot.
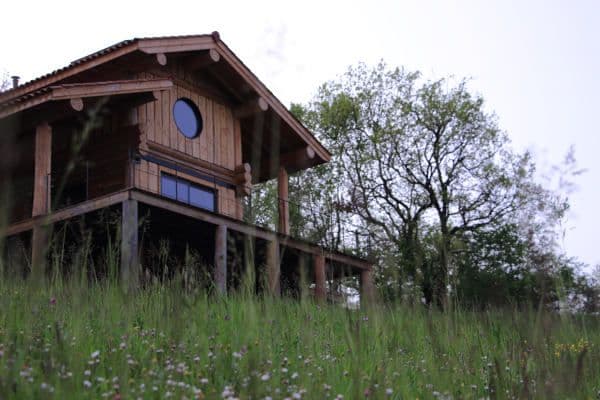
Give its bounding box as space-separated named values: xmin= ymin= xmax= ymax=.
xmin=294 ymin=63 xmax=540 ymax=307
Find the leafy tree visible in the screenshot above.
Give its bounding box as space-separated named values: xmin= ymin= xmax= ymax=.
xmin=293 ymin=63 xmax=542 ymax=307
xmin=249 ymin=62 xmax=591 ymax=310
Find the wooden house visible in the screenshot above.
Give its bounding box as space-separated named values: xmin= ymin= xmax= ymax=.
xmin=0 ymin=33 xmax=374 ymax=301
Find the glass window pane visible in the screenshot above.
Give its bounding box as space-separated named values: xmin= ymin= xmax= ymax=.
xmin=161 ymin=174 xmax=177 ymax=199
xmin=190 ymin=185 xmax=215 ymax=211
xmin=173 ymin=98 xmax=203 ymax=139
xmin=177 ymin=180 xmax=189 ymax=203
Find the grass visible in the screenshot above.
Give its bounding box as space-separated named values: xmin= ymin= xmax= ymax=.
xmin=0 ymin=276 xmax=598 ymax=399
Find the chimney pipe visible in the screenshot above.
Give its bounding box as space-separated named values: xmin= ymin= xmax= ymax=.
xmin=11 ymin=76 xmax=20 ymax=88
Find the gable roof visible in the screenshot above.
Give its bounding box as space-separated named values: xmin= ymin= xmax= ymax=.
xmin=0 ymin=33 xmax=331 ymax=165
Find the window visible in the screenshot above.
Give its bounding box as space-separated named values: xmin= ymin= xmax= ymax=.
xmin=173 ymin=98 xmax=203 ymax=139
xmin=160 ymin=173 xmax=216 ymax=212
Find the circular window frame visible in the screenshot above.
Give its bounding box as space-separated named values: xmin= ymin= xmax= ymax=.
xmin=173 ymin=97 xmax=203 ymax=139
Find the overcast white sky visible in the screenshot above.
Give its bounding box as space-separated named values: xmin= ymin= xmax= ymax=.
xmin=1 ymin=0 xmax=598 ymax=270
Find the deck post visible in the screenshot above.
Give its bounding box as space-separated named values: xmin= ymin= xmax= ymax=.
xmin=314 ymin=253 xmax=327 ymax=302
xmin=277 ymin=167 xmax=289 ymax=235
xmin=30 ymin=224 xmax=49 ymax=284
xmin=266 ymin=239 xmax=280 ymax=296
xmin=214 ymin=224 xmax=228 ymax=294
xmin=33 ymin=121 xmax=52 ymax=217
xmin=360 ymin=268 xmax=376 ymax=306
xmin=120 ymin=199 xmax=139 ymax=292
xmin=30 ymin=121 xmax=52 ymax=283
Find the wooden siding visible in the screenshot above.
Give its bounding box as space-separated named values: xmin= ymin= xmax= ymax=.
xmin=133 ymin=66 xmax=243 ymax=220
xmin=136 ymin=70 xmax=241 ymax=170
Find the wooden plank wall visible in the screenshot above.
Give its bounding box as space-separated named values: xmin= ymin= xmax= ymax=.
xmin=133 ymin=63 xmax=243 ymax=220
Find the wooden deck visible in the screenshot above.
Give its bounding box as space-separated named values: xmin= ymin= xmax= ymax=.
xmin=1 ymin=188 xmax=372 ymax=271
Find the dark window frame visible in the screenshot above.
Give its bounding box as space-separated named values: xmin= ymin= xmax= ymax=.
xmin=160 ymin=173 xmax=217 ymax=212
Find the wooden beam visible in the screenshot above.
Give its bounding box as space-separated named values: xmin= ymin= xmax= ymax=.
xmin=120 ymin=199 xmax=139 ymax=292
xmin=0 ymin=79 xmax=173 ymax=119
xmin=314 ymin=253 xmax=326 ymax=302
xmin=145 ymin=141 xmax=236 ymax=184
xmin=2 ymin=190 xmax=130 ymax=238
xmin=266 ymin=239 xmax=280 ymax=296
xmin=69 ymin=98 xmax=84 ymax=111
xmin=360 ymin=268 xmax=376 ymax=306
xmin=280 ymin=146 xmax=316 ymax=170
xmin=156 ymin=53 xmax=167 ymax=66
xmin=0 ymin=41 xmax=139 ymax=103
xmin=32 ymin=122 xmax=52 ymax=217
xmin=234 ymin=163 xmax=252 ymax=197
xmin=214 ymin=224 xmax=228 ymax=294
xmin=277 ymin=167 xmax=289 ymax=235
xmin=137 ymin=36 xmax=214 ymax=54
xmin=186 ymin=49 xmax=220 ymax=70
xmin=233 ymin=97 xmax=268 ymax=119
xmin=51 ymin=79 xmax=173 ymax=100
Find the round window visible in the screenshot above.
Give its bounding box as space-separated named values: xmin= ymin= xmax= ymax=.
xmin=173 ymin=98 xmax=203 ymax=139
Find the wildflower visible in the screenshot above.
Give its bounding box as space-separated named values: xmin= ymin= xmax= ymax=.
xmin=200 ymin=378 xmax=209 ymax=384
xmin=91 ymin=350 xmax=100 ymax=359
xmin=222 ymin=385 xmax=235 ymax=398
xmin=291 ymin=372 xmax=299 ymax=379
xmin=364 ymin=387 xmax=371 ymax=397
xmin=50 ymin=297 xmax=56 ymax=305
xmin=261 ymin=373 xmax=271 ymax=381
xmin=83 ymin=380 xmax=92 ymax=388
xmin=385 ymin=388 xmax=393 ymax=396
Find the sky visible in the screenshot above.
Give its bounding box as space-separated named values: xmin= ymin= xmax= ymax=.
xmin=1 ymin=0 xmax=598 ymax=271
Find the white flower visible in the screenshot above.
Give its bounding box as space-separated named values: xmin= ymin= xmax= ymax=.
xmin=91 ymin=350 xmax=100 ymax=359
xmin=84 ymin=370 xmax=91 ymax=376
xmin=386 ymin=388 xmax=393 ymax=396
xmin=261 ymin=373 xmax=270 ymax=381
xmin=291 ymin=372 xmax=299 ymax=379
xmin=83 ymin=380 xmax=92 ymax=388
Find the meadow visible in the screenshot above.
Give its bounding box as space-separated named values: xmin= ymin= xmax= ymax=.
xmin=0 ymin=276 xmax=598 ymax=399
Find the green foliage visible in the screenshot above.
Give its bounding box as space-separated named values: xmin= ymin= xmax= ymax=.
xmin=0 ymin=278 xmax=598 ymax=399
xmin=272 ymin=62 xmax=595 ymax=310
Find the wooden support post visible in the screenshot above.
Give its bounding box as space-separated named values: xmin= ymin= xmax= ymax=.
xmin=30 ymin=224 xmax=49 ymax=284
xmin=30 ymin=121 xmax=52 ymax=283
xmin=360 ymin=268 xmax=376 ymax=306
xmin=120 ymin=199 xmax=139 ymax=292
xmin=278 ymin=167 xmax=289 ymax=235
xmin=314 ymin=253 xmax=326 ymax=302
xmin=33 ymin=122 xmax=52 ymax=217
xmin=266 ymin=239 xmax=280 ymax=296
xmin=214 ymin=224 xmax=227 ymax=295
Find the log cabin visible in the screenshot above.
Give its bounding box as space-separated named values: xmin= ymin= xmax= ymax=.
xmin=0 ymin=33 xmax=374 ymax=302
